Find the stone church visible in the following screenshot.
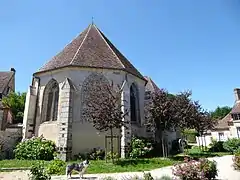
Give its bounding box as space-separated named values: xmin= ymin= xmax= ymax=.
xmin=23 ymin=23 xmax=179 ymax=161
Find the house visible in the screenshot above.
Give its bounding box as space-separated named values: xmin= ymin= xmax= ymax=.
xmin=197 ymin=88 xmax=240 ymax=146
xmin=22 ymin=23 xmax=179 ymax=161
xmin=0 ymin=68 xmax=15 ymax=130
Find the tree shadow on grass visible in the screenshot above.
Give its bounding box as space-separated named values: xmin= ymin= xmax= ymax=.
xmin=114 ymin=159 xmax=150 ymax=167
xmin=70 ymin=177 xmax=97 ymax=179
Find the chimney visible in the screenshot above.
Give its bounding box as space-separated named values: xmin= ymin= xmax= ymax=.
xmin=10 ymin=68 xmax=16 ymax=73
xmin=234 ymin=88 xmax=240 ymax=102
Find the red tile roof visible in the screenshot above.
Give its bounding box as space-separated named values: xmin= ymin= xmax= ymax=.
xmin=213 ymin=113 xmax=232 ymax=130
xmin=230 ymin=102 xmax=240 ymax=114
xmin=0 ymin=71 xmax=14 ymax=93
xmin=35 ymin=24 xmax=145 ymax=80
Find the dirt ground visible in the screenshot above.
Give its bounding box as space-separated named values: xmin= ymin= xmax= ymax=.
xmin=0 ymin=170 xmax=29 ymax=180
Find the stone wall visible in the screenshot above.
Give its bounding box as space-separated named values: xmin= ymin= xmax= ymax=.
xmin=32 ymin=67 xmax=146 ymax=159
xmin=0 ymin=125 xmax=22 ymax=159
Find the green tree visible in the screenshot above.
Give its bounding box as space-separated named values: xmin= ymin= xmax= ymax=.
xmin=2 ymin=92 xmax=26 ymax=123
xmin=210 ymin=106 xmax=231 ymax=120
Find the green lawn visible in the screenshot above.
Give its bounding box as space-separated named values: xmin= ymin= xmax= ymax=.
xmin=178 ymin=146 xmax=231 ymax=158
xmin=0 ymin=160 xmax=47 ymax=168
xmin=0 ymin=158 xmax=179 ymax=174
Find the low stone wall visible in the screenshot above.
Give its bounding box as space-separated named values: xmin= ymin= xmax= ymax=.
xmin=0 ymin=125 xmax=22 ymax=159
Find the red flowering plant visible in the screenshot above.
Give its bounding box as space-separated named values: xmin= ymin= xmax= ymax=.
xmin=172 ymin=158 xmax=217 ymax=180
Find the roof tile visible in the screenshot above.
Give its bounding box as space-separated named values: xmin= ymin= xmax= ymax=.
xmin=144 ymin=76 xmax=160 ymax=92
xmin=0 ymin=71 xmax=14 ymax=93
xmin=37 ymin=24 xmax=145 ymax=80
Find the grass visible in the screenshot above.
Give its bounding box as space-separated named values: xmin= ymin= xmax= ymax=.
xmin=176 ymin=146 xmax=231 ymax=159
xmin=0 ymin=160 xmax=48 ymax=168
xmin=0 ymin=158 xmax=179 ymax=174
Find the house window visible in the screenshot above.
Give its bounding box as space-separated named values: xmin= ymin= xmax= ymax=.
xmin=231 ymin=113 xmax=240 ymax=120
xmin=237 ymin=127 xmax=240 ymax=138
xmin=218 ymin=132 xmax=224 ymax=141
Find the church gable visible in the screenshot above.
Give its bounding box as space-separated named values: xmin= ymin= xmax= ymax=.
xmin=36 ymin=24 xmax=145 ymax=81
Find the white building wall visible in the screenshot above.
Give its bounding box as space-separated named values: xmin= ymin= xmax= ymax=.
xmin=34 ymin=67 xmax=146 ymax=155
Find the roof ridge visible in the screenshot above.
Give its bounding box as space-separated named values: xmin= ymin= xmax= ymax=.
xmin=70 ymin=24 xmax=92 ymax=65
xmin=93 ymin=24 xmax=125 ymax=68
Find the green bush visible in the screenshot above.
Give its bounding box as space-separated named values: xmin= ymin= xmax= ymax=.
xmin=233 ymin=150 xmax=240 ymax=171
xmin=14 ymin=137 xmax=56 ymax=160
xmin=46 ymin=159 xmax=66 ymax=175
xmin=106 ymin=151 xmax=119 ymax=160
xmin=223 ymin=138 xmax=240 ymax=154
xmin=184 ymin=129 xmax=197 ymax=143
xmin=208 ymin=140 xmax=226 ymax=152
xmin=199 ymin=159 xmax=218 ymax=180
xmin=129 ymin=137 xmax=153 ymax=158
xmin=74 ymin=148 xmax=105 ymax=160
xmin=29 ymin=161 xmax=51 ymax=180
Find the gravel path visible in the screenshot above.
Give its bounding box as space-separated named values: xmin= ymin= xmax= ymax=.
xmin=0 ymin=155 xmax=239 ymax=180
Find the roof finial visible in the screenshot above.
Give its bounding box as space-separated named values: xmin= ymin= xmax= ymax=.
xmin=91 ymin=17 xmax=94 ymax=25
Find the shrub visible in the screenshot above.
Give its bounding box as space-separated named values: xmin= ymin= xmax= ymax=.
xmin=223 ymin=138 xmax=240 ymax=154
xmin=89 ymin=148 xmax=105 ymax=160
xmin=14 ymin=137 xmax=56 ymax=160
xmin=106 ymin=151 xmax=119 ymax=160
xmin=29 ymin=161 xmax=51 ymax=180
xmin=46 ymin=159 xmax=66 ymax=175
xmin=73 ymin=148 xmax=105 ymax=160
xmin=129 ymin=137 xmax=153 ymax=158
xmin=173 ymin=158 xmax=217 ymax=180
xmin=199 ymin=158 xmax=218 ymax=180
xmin=233 ymin=150 xmax=240 ymax=171
xmin=208 ymin=140 xmax=225 ymax=152
xmin=184 ymin=129 xmax=198 ymax=143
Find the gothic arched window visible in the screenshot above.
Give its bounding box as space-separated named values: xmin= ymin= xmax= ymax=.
xmin=42 ymin=79 xmax=59 ymax=122
xmin=130 ymin=83 xmax=140 ymax=123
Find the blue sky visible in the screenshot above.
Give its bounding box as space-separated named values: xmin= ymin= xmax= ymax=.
xmin=1 ymin=0 xmax=240 ymax=111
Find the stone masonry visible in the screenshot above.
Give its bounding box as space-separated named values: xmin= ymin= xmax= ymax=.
xmin=120 ymin=80 xmax=132 ymax=158
xmin=57 ymin=78 xmax=73 ymax=161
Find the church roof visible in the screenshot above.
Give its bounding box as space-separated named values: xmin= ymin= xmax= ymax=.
xmin=144 ymin=76 xmax=160 ymax=92
xmin=35 ymin=23 xmax=145 ymax=80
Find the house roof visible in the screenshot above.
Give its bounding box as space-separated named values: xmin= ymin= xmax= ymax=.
xmin=144 ymin=76 xmax=160 ymax=92
xmin=213 ymin=113 xmax=232 ymax=130
xmin=230 ymin=102 xmax=240 ymax=114
xmin=35 ymin=23 xmax=145 ymax=80
xmin=0 ymin=71 xmax=14 ymax=93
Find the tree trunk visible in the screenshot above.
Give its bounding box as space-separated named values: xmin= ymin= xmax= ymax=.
xmin=161 ymin=131 xmax=165 ymax=157
xmin=197 ymin=136 xmax=201 ymax=150
xmin=110 ymin=128 xmax=114 ymax=163
xmin=182 ymin=132 xmax=185 ymax=155
xmin=204 ymin=135 xmax=207 ymax=151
